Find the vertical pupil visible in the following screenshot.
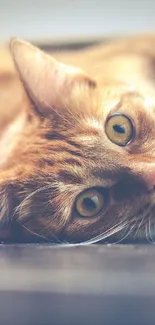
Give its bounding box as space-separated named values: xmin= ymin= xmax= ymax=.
xmin=113 ymin=124 xmax=125 ymax=134
xmin=83 ymin=197 xmax=97 ymax=210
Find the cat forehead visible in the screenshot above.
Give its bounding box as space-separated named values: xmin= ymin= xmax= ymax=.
xmin=67 ymin=81 xmax=130 ymax=111
xmin=77 ymin=87 xmax=146 ymax=119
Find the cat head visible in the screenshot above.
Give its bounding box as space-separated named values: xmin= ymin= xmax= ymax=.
xmin=1 ymin=38 xmax=155 ymax=243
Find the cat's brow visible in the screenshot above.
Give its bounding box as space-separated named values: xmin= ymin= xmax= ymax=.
xmin=92 ymin=167 xmax=131 ymax=180
xmin=57 ymin=170 xmax=83 ymax=184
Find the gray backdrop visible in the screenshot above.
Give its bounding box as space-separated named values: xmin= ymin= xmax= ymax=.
xmin=0 ymin=0 xmax=155 ymax=42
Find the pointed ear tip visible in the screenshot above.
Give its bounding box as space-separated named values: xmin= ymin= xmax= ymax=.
xmin=10 ymin=37 xmax=21 ymax=53
xmin=9 ymin=38 xmax=30 ymax=55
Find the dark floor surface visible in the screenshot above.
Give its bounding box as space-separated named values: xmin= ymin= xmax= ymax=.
xmin=0 ymin=244 xmax=154 ymax=325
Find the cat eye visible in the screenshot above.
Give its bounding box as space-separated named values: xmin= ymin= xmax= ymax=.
xmin=75 ymin=187 xmax=108 ymax=218
xmin=105 ymin=113 xmax=134 ymax=146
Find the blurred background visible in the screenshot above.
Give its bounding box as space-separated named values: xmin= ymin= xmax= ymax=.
xmin=0 ymin=0 xmax=155 ymax=44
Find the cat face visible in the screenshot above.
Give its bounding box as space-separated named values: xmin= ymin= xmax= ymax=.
xmin=1 ymin=39 xmax=155 ymax=244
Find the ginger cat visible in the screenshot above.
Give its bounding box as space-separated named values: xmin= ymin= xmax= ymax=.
xmin=0 ymin=34 xmax=155 ymax=244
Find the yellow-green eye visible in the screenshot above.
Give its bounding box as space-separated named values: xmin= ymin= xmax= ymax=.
xmin=105 ymin=113 xmax=134 ymax=146
xmin=75 ymin=187 xmax=108 ymax=218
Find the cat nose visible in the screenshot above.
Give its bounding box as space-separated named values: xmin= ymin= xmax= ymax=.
xmin=135 ymin=163 xmax=155 ymax=191
xmin=143 ymin=174 xmax=155 ymax=191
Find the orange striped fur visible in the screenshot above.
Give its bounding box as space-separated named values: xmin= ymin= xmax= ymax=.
xmin=1 ymin=34 xmax=155 ymax=243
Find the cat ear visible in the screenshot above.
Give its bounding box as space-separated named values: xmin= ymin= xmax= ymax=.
xmin=10 ymin=38 xmax=96 ymax=116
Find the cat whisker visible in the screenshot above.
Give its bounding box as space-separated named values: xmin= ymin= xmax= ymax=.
xmin=134 ymin=215 xmax=146 ymax=238
xmin=22 ymin=215 xmax=62 ymax=243
xmin=73 ymin=219 xmax=131 ymax=245
xmin=56 ymin=90 xmax=77 ymax=119
xmin=60 ymin=220 xmax=134 ymax=247
xmin=145 ymin=220 xmax=155 ymax=244
xmin=147 ymin=216 xmax=155 ymax=244
xmin=13 ymin=184 xmax=54 ymax=218
xmin=145 ymin=222 xmax=150 ymax=243
xmin=21 ymin=223 xmax=61 ymax=243
xmin=42 ymin=99 xmax=70 ymax=124
xmin=21 ymin=223 xmax=51 ymax=241
xmin=13 ymin=184 xmax=63 ymax=243
xmin=56 ymin=89 xmax=87 ymax=128
xmin=108 ymin=222 xmax=137 ymax=244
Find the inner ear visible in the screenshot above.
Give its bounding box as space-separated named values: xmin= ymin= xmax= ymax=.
xmin=10 ymin=38 xmax=96 ymax=117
